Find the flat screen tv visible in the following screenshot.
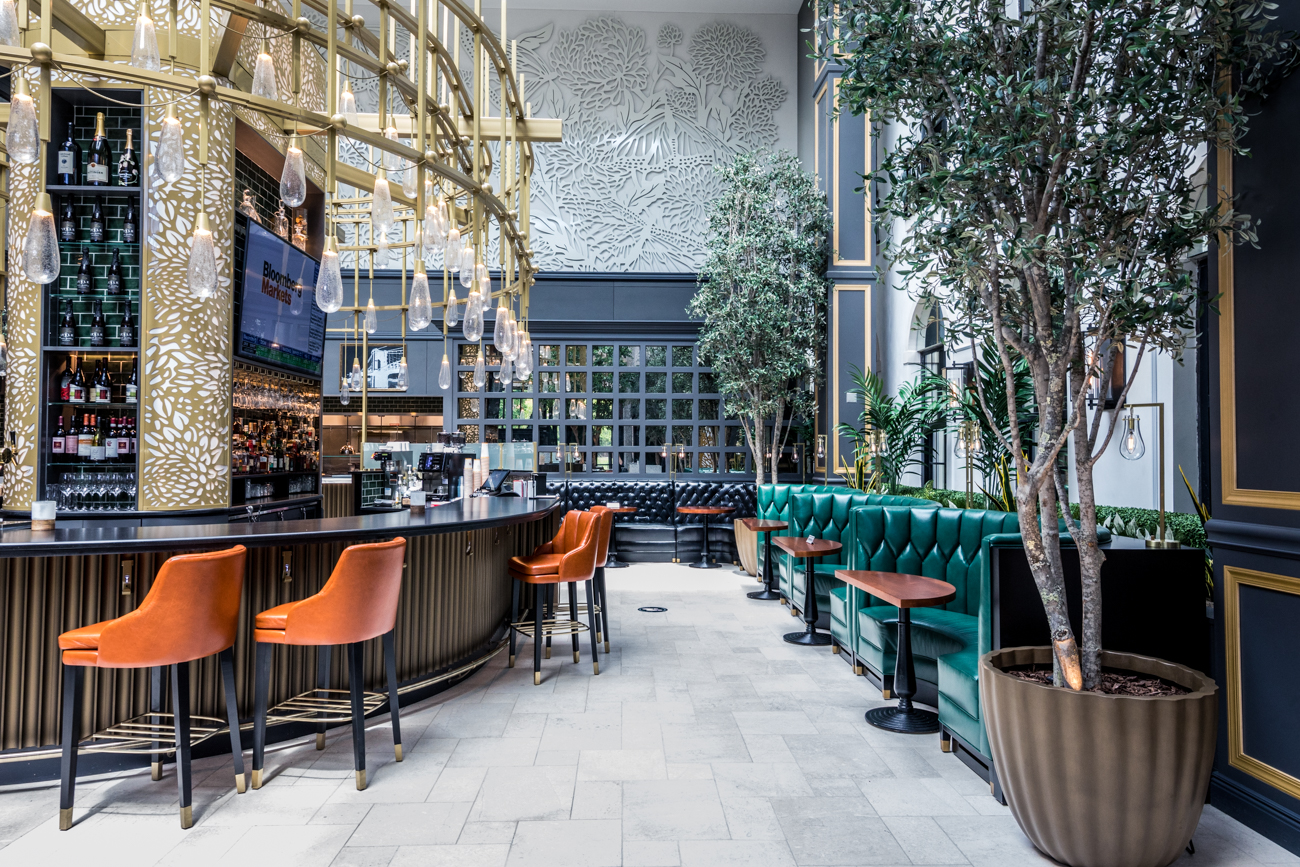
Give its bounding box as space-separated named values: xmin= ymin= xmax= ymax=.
xmin=234 ymin=214 xmax=326 ymax=377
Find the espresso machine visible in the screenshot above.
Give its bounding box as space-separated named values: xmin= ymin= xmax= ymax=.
xmin=418 ymin=432 xmax=467 ymax=502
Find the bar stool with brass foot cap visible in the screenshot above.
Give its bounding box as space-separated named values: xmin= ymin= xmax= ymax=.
xmin=57 ymin=546 xmax=249 ymax=831
xmin=507 ymin=510 xmax=602 ymax=685
xmin=588 ymin=506 xmax=615 ymax=653
xmin=251 ymin=538 xmax=406 ymax=792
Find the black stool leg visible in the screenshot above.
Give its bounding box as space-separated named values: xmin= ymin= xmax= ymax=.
xmin=545 ymin=586 xmax=553 ymax=659
xmin=533 ymin=584 xmax=544 ymax=686
xmin=150 ymin=665 xmax=164 ymax=781
xmin=219 ymin=648 xmax=246 ymax=793
xmin=509 ymin=580 xmax=520 ymax=667
xmin=315 ymin=646 xmax=332 ymax=750
xmin=171 ymin=662 xmax=193 ymax=829
xmin=348 ymin=641 xmax=367 ymax=790
xmin=252 ymin=642 xmax=271 ymax=789
xmin=585 ymin=579 xmax=600 ymax=675
xmin=58 ymin=663 xmax=84 ymax=831
xmin=568 ymin=582 xmax=581 ymax=663
xmin=384 ymin=630 xmax=402 ymax=761
xmin=597 ymin=566 xmax=612 ymax=652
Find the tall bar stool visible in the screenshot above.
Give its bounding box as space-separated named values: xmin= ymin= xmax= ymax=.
xmin=57 ymin=545 xmax=249 ymax=830
xmin=251 ymin=537 xmax=406 ymax=791
xmin=507 ymin=510 xmax=601 ymax=685
xmin=588 ymin=505 xmax=615 ymax=653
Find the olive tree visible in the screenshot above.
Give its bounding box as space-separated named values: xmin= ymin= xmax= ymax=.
xmin=824 ymin=0 xmax=1295 ymax=688
xmin=691 ymin=151 xmax=831 ymax=485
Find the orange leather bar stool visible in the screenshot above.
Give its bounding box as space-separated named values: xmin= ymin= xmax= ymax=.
xmin=251 ymin=537 xmax=406 ymax=791
xmin=589 ymin=505 xmax=615 ymax=653
xmin=508 ymin=510 xmax=602 ymax=685
xmin=57 ymin=546 xmax=249 ymax=831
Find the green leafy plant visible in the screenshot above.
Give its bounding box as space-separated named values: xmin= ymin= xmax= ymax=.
xmin=691 ymin=150 xmax=832 ymax=485
xmin=836 ymin=366 xmax=946 ymax=494
xmin=825 ymin=0 xmax=1296 ymax=688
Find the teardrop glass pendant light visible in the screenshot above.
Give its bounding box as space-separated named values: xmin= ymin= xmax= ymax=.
xmin=130 ymin=0 xmax=161 ymax=71
xmin=463 ymin=299 xmax=484 ymax=343
xmin=372 ymin=171 xmax=394 ymax=234
xmin=188 ymin=212 xmax=217 ymax=299
xmin=438 ymin=353 xmax=452 ymax=390
xmin=396 ymin=356 xmax=409 ymax=390
xmin=382 ymin=126 xmax=400 ymax=170
xmin=466 ymin=286 xmax=482 ymax=319
xmin=445 ymin=225 xmax=462 ymax=272
xmin=6 ymin=77 xmax=39 ymax=165
xmin=23 ymin=192 xmax=60 ymax=284
xmin=251 ymin=38 xmax=278 ymax=101
xmin=364 ymin=296 xmax=378 ymax=334
xmin=408 ymin=263 xmax=432 ymax=330
xmin=503 ymin=314 xmax=518 ymax=360
xmin=402 ymin=163 xmax=419 ymax=199
xmin=316 ymin=236 xmax=344 ymax=313
xmin=516 ymin=334 xmax=534 ymax=379
xmin=350 ymin=356 xmax=363 ymax=391
xmin=472 ymin=351 xmax=486 ymax=388
xmin=459 ymin=255 xmax=474 ymax=289
xmin=500 ymin=356 xmax=513 ymax=386
xmin=157 ymin=103 xmax=185 ymax=183
xmin=338 ymin=79 xmax=358 ymax=126
xmin=0 ymin=0 xmax=20 ymax=48
xmin=339 ymin=378 xmax=351 ymax=405
xmin=434 ymin=197 xmax=449 ymax=239
xmin=280 ymin=135 xmax=307 ymax=208
xmin=445 ymin=286 xmax=459 ymax=328
xmin=492 ymin=302 xmax=510 ymax=352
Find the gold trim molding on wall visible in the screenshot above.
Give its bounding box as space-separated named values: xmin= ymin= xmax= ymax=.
xmin=831 ymin=284 xmax=871 ymax=476
xmin=1223 ymin=565 xmax=1300 ymax=800
xmin=831 ymin=79 xmax=872 ymax=269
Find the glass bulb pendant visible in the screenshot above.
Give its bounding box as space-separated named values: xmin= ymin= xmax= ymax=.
xmin=372 ymin=172 xmax=395 ymax=234
xmin=408 ymin=265 xmax=433 ymax=330
xmin=500 ymin=356 xmax=513 ymax=386
xmin=383 ymin=126 xmax=401 ymax=171
xmin=252 ymin=39 xmax=278 ymax=101
xmin=130 ymin=1 xmax=161 ymax=71
xmin=6 ymin=77 xmax=39 ymax=165
xmin=493 ymin=303 xmax=510 ymax=351
xmin=516 ymin=335 xmax=533 ymax=379
xmin=463 ymin=302 xmax=484 ymax=343
xmin=473 ymin=352 xmax=486 ymax=388
xmin=459 ymin=256 xmax=475 ymax=289
xmin=502 ymin=315 xmax=518 ymax=360
xmin=338 ymin=79 xmax=358 ymax=125
xmin=435 ymin=198 xmax=449 ymax=238
xmin=280 ymin=135 xmax=307 ymax=207
xmin=438 ymin=353 xmax=452 ymax=390
xmin=156 ymin=103 xmax=185 ymax=183
xmin=445 ymin=226 xmax=462 ymax=272
xmin=396 ymin=356 xmax=409 ymax=390
xmin=445 ymin=286 xmax=459 ymax=328
xmin=1118 ymin=411 xmax=1146 ymax=460
xmin=0 ymin=0 xmax=20 ymax=48
xmin=316 ymin=236 xmax=344 ymax=313
xmin=402 ymin=162 xmax=419 ymax=199
xmin=339 ymin=378 xmax=351 ymax=405
xmin=23 ymin=192 xmax=60 ymax=284
xmin=350 ymin=356 xmax=363 ymax=391
xmin=364 ymin=297 xmax=378 ymax=334
xmin=188 ymin=212 xmax=217 ymax=298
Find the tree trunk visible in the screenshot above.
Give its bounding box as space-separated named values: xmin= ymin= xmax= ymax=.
xmin=1072 ymin=456 xmax=1106 ymax=689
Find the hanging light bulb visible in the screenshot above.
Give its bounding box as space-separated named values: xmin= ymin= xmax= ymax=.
xmin=466 ymin=286 xmax=483 ymax=318
xmin=445 ymin=225 xmax=462 ymax=272
xmin=130 ymin=0 xmax=161 ymax=71
xmin=156 ymin=103 xmax=185 ymax=183
xmin=375 ymin=233 xmax=390 ymax=265
xmin=463 ymin=300 xmax=484 ymax=342
xmin=396 ymin=356 xmax=409 ymax=390
xmin=0 ymin=0 xmax=20 ymax=48
xmin=516 ymin=334 xmax=534 ymax=379
xmin=316 ymin=236 xmax=344 ymax=313
xmin=350 ymin=355 xmax=363 ymax=391
xmin=338 ymin=78 xmax=359 ymax=126
xmin=445 ymin=286 xmax=459 ymax=328
xmin=1118 ymin=409 xmax=1146 ymax=460
xmin=280 ymin=135 xmax=307 ymax=208
xmin=500 ymin=356 xmax=513 ymax=385
xmin=339 ymin=377 xmax=351 ymax=405
xmin=402 ymin=163 xmax=419 ymax=199
xmin=502 ymin=314 xmax=518 ymax=360
xmin=364 ymin=297 xmax=378 ymax=334
xmin=459 ymin=255 xmax=474 ymax=289
xmin=473 ymin=351 xmax=486 ymax=388
xmin=433 ymin=197 xmax=449 ymax=239
xmin=382 ymin=125 xmax=401 ymax=171
xmin=372 ymin=171 xmax=394 ymax=234
xmin=188 ymin=212 xmax=217 ymax=298
xmin=251 ymin=38 xmax=278 ymax=101
xmin=438 ymin=352 xmax=452 ymax=390
xmin=408 ymin=263 xmax=433 ymax=330
xmin=6 ymin=77 xmax=39 ymax=165
xmin=23 ymin=192 xmax=60 ymax=284
xmin=493 ymin=301 xmax=510 ymax=351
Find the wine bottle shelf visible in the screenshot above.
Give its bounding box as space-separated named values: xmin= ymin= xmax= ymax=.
xmin=43 ymin=345 xmax=139 ymax=353
xmin=49 ymin=401 xmax=139 ymax=409
xmin=47 ymin=184 xmax=142 ymax=195
xmin=233 ymin=471 xmax=320 ymax=480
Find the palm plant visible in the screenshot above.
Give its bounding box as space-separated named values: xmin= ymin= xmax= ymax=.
xmin=949 ymin=340 xmax=1036 ymax=509
xmin=837 ymin=366 xmax=946 ymax=493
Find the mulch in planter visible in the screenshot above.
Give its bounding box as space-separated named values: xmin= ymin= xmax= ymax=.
xmin=1007 ymin=665 xmax=1189 ymax=697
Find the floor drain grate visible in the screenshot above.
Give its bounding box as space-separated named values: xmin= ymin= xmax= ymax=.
xmin=637 ymin=606 xmax=668 ymax=613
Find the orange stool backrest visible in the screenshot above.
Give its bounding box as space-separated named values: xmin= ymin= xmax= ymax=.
xmin=285 ymin=537 xmax=407 ymax=645
xmin=556 ymin=511 xmax=600 ymax=582
xmin=98 ymin=546 xmax=248 ymax=668
xmin=588 ymin=506 xmax=613 ymax=565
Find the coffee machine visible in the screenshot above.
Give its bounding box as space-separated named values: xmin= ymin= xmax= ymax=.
xmin=418 ymin=432 xmax=467 ymax=501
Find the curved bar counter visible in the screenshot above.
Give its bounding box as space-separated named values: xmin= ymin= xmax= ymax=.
xmin=0 ymin=497 xmax=560 ymax=779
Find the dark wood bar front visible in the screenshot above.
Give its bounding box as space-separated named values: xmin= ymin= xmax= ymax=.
xmin=0 ymin=497 xmax=560 ymax=774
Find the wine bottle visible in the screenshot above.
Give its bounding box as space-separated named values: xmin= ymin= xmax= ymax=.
xmin=104 ymin=417 xmax=118 ymax=462
xmin=86 ymin=112 xmax=112 ymax=186
xmin=90 ymin=195 xmax=104 ymax=242
xmin=60 ymin=196 xmax=76 ymax=243
xmin=89 ymin=300 xmax=106 ymax=347
xmin=125 ymin=356 xmax=139 ymax=403
xmin=99 ymin=360 xmax=113 ymax=403
xmin=59 ymin=363 xmax=73 ymax=400
xmin=69 ymin=358 xmax=86 ymax=403
xmin=57 ymin=122 xmax=82 ymax=185
xmin=76 ymin=248 xmax=93 ymax=294
xmin=106 ymin=248 xmax=123 ymax=295
xmin=117 ymin=129 xmax=138 ymax=187
xmin=119 ymin=303 xmax=136 ymax=347
xmin=58 ymin=299 xmax=77 ymax=347
xmin=122 ymin=198 xmax=137 ymax=244
xmin=91 ymin=415 xmax=106 ymax=462
xmin=52 ymin=415 xmax=66 ymax=455
xmin=64 ymin=414 xmax=79 ymax=455
xmin=117 ymin=417 xmax=131 ymax=461
xmin=129 ymin=415 xmax=138 ymax=455
xmin=77 ymin=414 xmax=93 ymax=458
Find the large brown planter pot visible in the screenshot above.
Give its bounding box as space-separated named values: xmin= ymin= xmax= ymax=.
xmin=981 ymin=647 xmax=1217 ymax=867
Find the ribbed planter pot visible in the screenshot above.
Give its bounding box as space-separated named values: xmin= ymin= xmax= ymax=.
xmin=981 ymin=647 xmax=1217 ymax=867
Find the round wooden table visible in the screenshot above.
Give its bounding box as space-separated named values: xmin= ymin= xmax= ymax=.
xmin=740 ymin=518 xmax=787 ymax=601
xmin=676 ymin=506 xmax=735 ymax=569
xmin=604 ymin=506 xmax=638 ymax=568
xmin=835 ymin=569 xmax=956 ymax=734
xmin=775 ymin=537 xmax=843 ymax=646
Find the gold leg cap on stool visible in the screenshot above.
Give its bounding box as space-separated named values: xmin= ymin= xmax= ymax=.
xmin=832 ymin=644 xmax=841 ymax=654
xmin=573 ymin=651 xmax=580 ymax=663
xmin=596 ymin=632 xmax=603 ymax=644
xmin=235 ymin=773 xmax=247 ymax=794
xmin=356 ymin=770 xmax=367 ymax=791
xmin=882 ymin=689 xmax=892 ymax=700
xmin=394 ymin=744 xmax=404 ymax=762
xmin=545 ymin=647 xmax=551 ymax=659
xmin=316 ymin=732 xmax=326 ymax=750
xmin=593 ymin=660 xmax=600 ymax=675
xmin=853 ymin=665 xmax=865 ymax=676
xmin=509 ymin=654 xmax=515 ymax=668
xmin=251 ymin=769 xmax=263 ymax=790
xmin=179 ymin=805 xmax=193 ymax=829
xmin=604 ymin=640 xmax=610 ymax=652
xmin=151 ymin=761 xmax=162 ymax=781
xmin=534 ymin=672 xmax=541 ymax=686
xmin=940 ymin=736 xmax=953 ymax=754
xmin=59 ymin=807 xmax=73 ymax=831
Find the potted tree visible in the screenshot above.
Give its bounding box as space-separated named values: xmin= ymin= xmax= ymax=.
xmin=824 ymin=3 xmax=1295 ymax=866
xmin=691 ymin=150 xmax=831 ymax=485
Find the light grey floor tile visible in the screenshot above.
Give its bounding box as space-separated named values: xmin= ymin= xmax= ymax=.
xmin=220 ymin=824 xmax=356 ymax=867
xmin=468 ymin=765 xmax=575 ymax=822
xmin=349 ymin=801 xmax=472 ymax=846
xmin=883 ymin=815 xmax=971 ymax=864
xmin=329 ymin=846 xmax=398 ymax=867
xmin=679 ymin=839 xmax=799 ymax=867
xmin=390 ymin=843 xmax=510 ymax=867
xmin=427 ymin=766 xmax=488 ymax=802
xmin=459 ymin=820 xmax=519 ymax=844
xmin=732 ymin=711 xmax=819 ymax=736
xmin=720 ymin=796 xmax=787 ymax=841
xmin=571 ymin=780 xmax=622 ymax=820
xmin=447 ymin=737 xmax=540 ymax=768
xmin=771 ymin=796 xmax=906 ymax=865
xmin=578 ymin=749 xmax=668 ymax=781
xmin=507 ymin=818 xmax=622 ymax=867
xmin=539 ymin=712 xmax=624 ymax=751
xmin=622 ymin=779 xmax=730 ymax=841
xmin=859 ymin=777 xmax=979 ymax=816
xmin=624 ymin=840 xmax=681 ymax=867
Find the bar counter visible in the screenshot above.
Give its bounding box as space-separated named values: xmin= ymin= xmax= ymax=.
xmin=0 ymin=497 xmax=561 ymax=776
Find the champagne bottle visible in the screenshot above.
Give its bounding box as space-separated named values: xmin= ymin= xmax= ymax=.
xmin=119 ymin=303 xmax=136 ymax=347
xmin=52 ymin=415 xmax=66 ymax=455
xmin=58 ymin=299 xmax=77 ymax=347
xmin=60 ymin=196 xmax=76 ymax=242
xmin=125 ymin=357 xmax=139 ymax=403
xmin=117 ymin=129 xmax=138 ymax=186
xmin=123 ymin=198 xmax=137 ymax=244
xmin=64 ymin=414 xmax=79 ymax=454
xmin=76 ymin=248 xmax=93 ymax=294
xmin=89 ymin=300 xmax=106 ymax=347
xmin=59 ymin=364 xmax=73 ymax=400
xmin=90 ymin=195 xmax=104 ymax=242
xmin=77 ymin=413 xmax=93 ymax=458
xmin=57 ymin=121 xmax=82 ymax=185
xmin=86 ymin=112 xmax=112 ymax=186
xmin=106 ymin=248 xmax=122 ymax=295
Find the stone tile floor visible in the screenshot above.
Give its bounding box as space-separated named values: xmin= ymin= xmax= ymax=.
xmin=0 ymin=563 xmax=1294 ymax=867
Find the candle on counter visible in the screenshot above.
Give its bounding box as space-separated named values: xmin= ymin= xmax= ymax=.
xmin=32 ymin=500 xmax=56 ymax=531
xmin=409 ymin=490 xmax=426 ymax=514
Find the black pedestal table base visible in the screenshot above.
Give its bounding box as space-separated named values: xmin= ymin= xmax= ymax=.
xmin=865 ymin=607 xmax=939 ymax=733
xmin=748 ymin=528 xmax=781 ymax=600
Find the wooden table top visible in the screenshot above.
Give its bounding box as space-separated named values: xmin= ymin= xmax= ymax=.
xmin=604 ymin=507 xmax=638 ymax=514
xmin=774 ymin=537 xmax=842 ymax=558
xmin=740 ymin=518 xmax=788 ymax=532
xmin=676 ymin=506 xmax=735 ymax=515
xmin=834 ymin=570 xmax=956 ymax=609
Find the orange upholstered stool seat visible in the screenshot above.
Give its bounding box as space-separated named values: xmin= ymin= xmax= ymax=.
xmin=57 ymin=545 xmax=249 ymax=831
xmin=251 ymin=537 xmax=407 ymax=792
